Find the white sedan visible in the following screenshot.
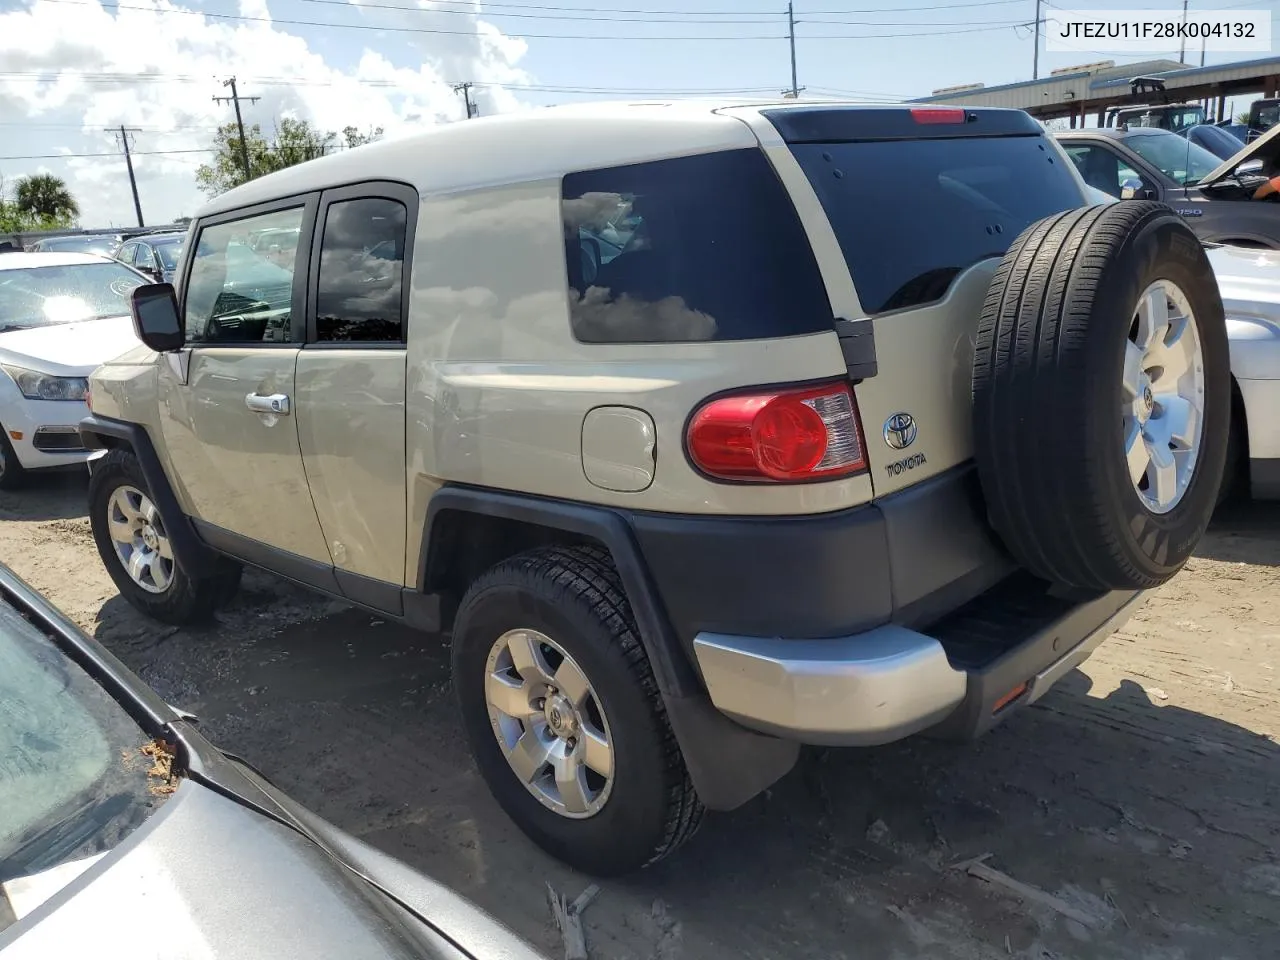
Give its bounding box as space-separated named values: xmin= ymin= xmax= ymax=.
xmin=1081 ymin=185 xmax=1278 ymax=501
xmin=1205 ymin=243 xmax=1280 ymax=501
xmin=0 ymin=252 xmax=144 ymax=488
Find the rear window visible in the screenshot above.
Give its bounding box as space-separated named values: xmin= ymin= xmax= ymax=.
xmin=788 ymin=135 xmax=1084 ymax=315
xmin=561 ymin=148 xmax=833 ymax=344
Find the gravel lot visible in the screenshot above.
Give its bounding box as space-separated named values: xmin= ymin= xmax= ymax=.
xmin=5 ymin=473 xmax=1278 ymax=960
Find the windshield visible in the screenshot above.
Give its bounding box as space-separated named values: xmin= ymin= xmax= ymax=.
xmin=0 ymin=262 xmax=144 ymax=330
xmin=39 ymin=237 xmax=117 ymax=257
xmin=153 ymin=239 xmax=183 ymax=271
xmin=788 ymin=134 xmax=1084 ymax=315
xmin=0 ymin=599 xmax=167 ymax=931
xmin=1124 ymin=131 xmax=1223 ymax=186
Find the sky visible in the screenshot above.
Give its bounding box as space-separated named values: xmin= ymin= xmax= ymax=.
xmin=0 ymin=0 xmax=1277 ymax=226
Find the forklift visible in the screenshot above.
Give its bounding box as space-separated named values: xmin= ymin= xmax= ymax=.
xmin=1104 ymin=76 xmax=1206 ymax=133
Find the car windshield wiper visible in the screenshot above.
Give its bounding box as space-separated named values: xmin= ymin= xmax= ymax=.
xmin=0 ymin=323 xmax=31 ymax=334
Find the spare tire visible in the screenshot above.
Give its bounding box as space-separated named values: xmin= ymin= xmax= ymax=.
xmin=972 ymin=201 xmax=1230 ymax=592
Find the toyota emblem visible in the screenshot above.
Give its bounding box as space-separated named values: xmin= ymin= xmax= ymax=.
xmin=883 ymin=412 xmax=917 ymax=450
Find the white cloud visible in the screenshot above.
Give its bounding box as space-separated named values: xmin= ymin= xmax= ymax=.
xmin=0 ymin=0 xmax=532 ymax=226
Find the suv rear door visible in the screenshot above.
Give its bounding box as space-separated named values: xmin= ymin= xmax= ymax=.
xmin=295 ymin=182 xmax=414 ymax=611
xmin=726 ymin=105 xmax=1089 ymax=496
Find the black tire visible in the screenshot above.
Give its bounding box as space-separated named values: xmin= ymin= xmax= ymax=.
xmin=973 ymin=201 xmax=1231 ymax=591
xmin=452 ymin=544 xmax=704 ymax=876
xmin=88 ymin=448 xmax=242 ymax=624
xmin=0 ymin=430 xmax=28 ymax=490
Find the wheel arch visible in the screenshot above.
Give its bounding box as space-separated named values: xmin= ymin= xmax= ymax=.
xmin=80 ymin=414 xmax=221 ymax=578
xmin=418 ymin=484 xmax=802 ymax=812
xmin=420 ymin=484 xmax=699 ymax=697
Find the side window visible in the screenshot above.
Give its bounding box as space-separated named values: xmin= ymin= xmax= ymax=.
xmin=183 ymin=207 xmax=304 ymax=344
xmin=117 ymin=242 xmax=137 ymax=265
xmin=560 ymin=149 xmax=832 ymax=344
xmin=1065 ymin=144 xmax=1143 ymax=197
xmin=314 ymin=197 xmax=407 ymax=343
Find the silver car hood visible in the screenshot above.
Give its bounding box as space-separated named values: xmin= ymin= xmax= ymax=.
xmin=0 ymin=781 xmax=481 ymax=960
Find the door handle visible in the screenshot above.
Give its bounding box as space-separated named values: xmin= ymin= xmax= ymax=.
xmin=245 ymin=392 xmax=291 ymax=416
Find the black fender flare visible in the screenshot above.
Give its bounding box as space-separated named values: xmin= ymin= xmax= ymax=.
xmin=78 ymin=415 xmax=221 ymax=578
xmin=419 ymin=484 xmax=800 ymax=811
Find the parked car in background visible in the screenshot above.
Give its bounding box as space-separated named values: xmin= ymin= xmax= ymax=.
xmin=25 ymin=235 xmax=121 ymax=258
xmin=1203 ymin=243 xmax=1280 ymax=502
xmin=1056 ymin=124 xmax=1280 ymax=248
xmin=1080 ymin=184 xmax=1279 ymax=503
xmin=114 ymin=231 xmax=185 ymax=284
xmin=0 ymin=561 xmax=544 ymax=959
xmin=0 ymin=253 xmax=144 ymax=488
xmin=1185 ymin=123 xmax=1247 ymax=161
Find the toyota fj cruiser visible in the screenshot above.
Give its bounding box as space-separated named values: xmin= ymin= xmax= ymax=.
xmin=79 ymin=100 xmax=1231 ymax=877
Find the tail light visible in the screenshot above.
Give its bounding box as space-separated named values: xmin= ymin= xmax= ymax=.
xmin=910 ymin=107 xmax=966 ymax=125
xmin=686 ymin=382 xmax=867 ymax=483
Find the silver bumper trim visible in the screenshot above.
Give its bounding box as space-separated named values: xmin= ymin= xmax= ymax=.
xmin=693 ymin=625 xmax=967 ymax=746
xmin=693 ymin=591 xmax=1147 ymax=746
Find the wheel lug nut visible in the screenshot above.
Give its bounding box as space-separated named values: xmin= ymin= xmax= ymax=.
xmin=536 ymin=697 xmax=546 ymax=709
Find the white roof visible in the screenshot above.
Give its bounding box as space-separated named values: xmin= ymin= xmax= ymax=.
xmin=0 ymin=251 xmax=116 ymax=271
xmin=197 ymin=98 xmax=837 ymax=217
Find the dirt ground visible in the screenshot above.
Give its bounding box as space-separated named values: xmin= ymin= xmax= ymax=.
xmin=4 ymin=473 xmax=1278 ymax=960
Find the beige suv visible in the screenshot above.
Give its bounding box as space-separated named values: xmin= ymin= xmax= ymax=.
xmin=79 ymin=100 xmax=1231 ymax=877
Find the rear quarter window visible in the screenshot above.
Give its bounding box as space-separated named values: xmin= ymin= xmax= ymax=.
xmin=561 ymin=148 xmax=833 ymax=344
xmin=788 ymin=135 xmax=1085 ymax=315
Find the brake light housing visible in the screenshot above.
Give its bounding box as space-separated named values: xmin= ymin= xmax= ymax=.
xmin=910 ymin=107 xmax=966 ymax=125
xmin=686 ymin=382 xmax=867 ymax=483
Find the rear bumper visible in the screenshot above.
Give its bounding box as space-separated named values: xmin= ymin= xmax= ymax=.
xmin=693 ymin=587 xmax=1145 ymax=746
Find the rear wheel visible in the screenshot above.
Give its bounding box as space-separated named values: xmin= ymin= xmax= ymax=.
xmin=89 ymin=448 xmax=242 ymax=624
xmin=973 ymin=201 xmax=1231 ymax=591
xmin=452 ymin=544 xmax=703 ymax=876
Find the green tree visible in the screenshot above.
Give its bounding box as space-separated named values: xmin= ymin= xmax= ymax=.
xmin=194 ymin=121 xmax=277 ymax=198
xmin=342 ymin=125 xmax=384 ymax=149
xmin=195 ymin=117 xmax=380 ymax=198
xmin=10 ymin=173 xmax=79 ymax=228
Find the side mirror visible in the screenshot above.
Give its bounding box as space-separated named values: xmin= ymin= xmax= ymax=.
xmin=129 ymin=283 xmax=184 ymax=353
xmin=1119 ymin=178 xmax=1152 ymax=200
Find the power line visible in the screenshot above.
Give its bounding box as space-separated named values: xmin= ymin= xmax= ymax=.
xmin=0 ymin=149 xmax=213 ymax=160
xmin=28 ymin=0 xmax=1063 ymax=40
xmin=293 ymin=0 xmax=1031 ymax=24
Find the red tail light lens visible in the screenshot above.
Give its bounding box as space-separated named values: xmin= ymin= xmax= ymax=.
xmin=910 ymin=107 xmax=965 ymax=125
xmin=686 ymin=382 xmax=867 ymax=482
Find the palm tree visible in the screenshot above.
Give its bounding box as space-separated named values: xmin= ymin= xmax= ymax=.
xmin=14 ymin=174 xmax=79 ymax=223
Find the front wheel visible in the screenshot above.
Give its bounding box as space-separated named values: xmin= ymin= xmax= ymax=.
xmin=452 ymin=545 xmax=704 ymax=876
xmin=88 ymin=448 xmax=242 ymax=625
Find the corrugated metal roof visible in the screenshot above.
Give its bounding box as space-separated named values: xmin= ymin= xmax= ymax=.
xmin=912 ymin=59 xmax=1183 ymax=103
xmin=913 ymin=56 xmax=1280 ymax=108
xmin=1089 ymin=54 xmax=1280 ymax=90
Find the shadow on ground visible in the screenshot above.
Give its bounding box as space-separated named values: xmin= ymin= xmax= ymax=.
xmin=1200 ymin=497 xmax=1280 ymax=566
xmin=0 ymin=470 xmax=89 ymax=523
xmin=92 ymin=583 xmax=1280 ymax=960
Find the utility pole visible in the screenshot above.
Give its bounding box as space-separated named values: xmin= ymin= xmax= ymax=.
xmin=786 ymin=1 xmax=799 ymax=98
xmin=1179 ymin=0 xmax=1189 ymax=63
xmin=213 ymin=76 xmax=260 ymax=183
xmin=452 ymin=82 xmax=477 ymax=119
xmin=1033 ymin=0 xmax=1041 ymax=80
xmin=106 ymin=125 xmax=144 ymax=227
